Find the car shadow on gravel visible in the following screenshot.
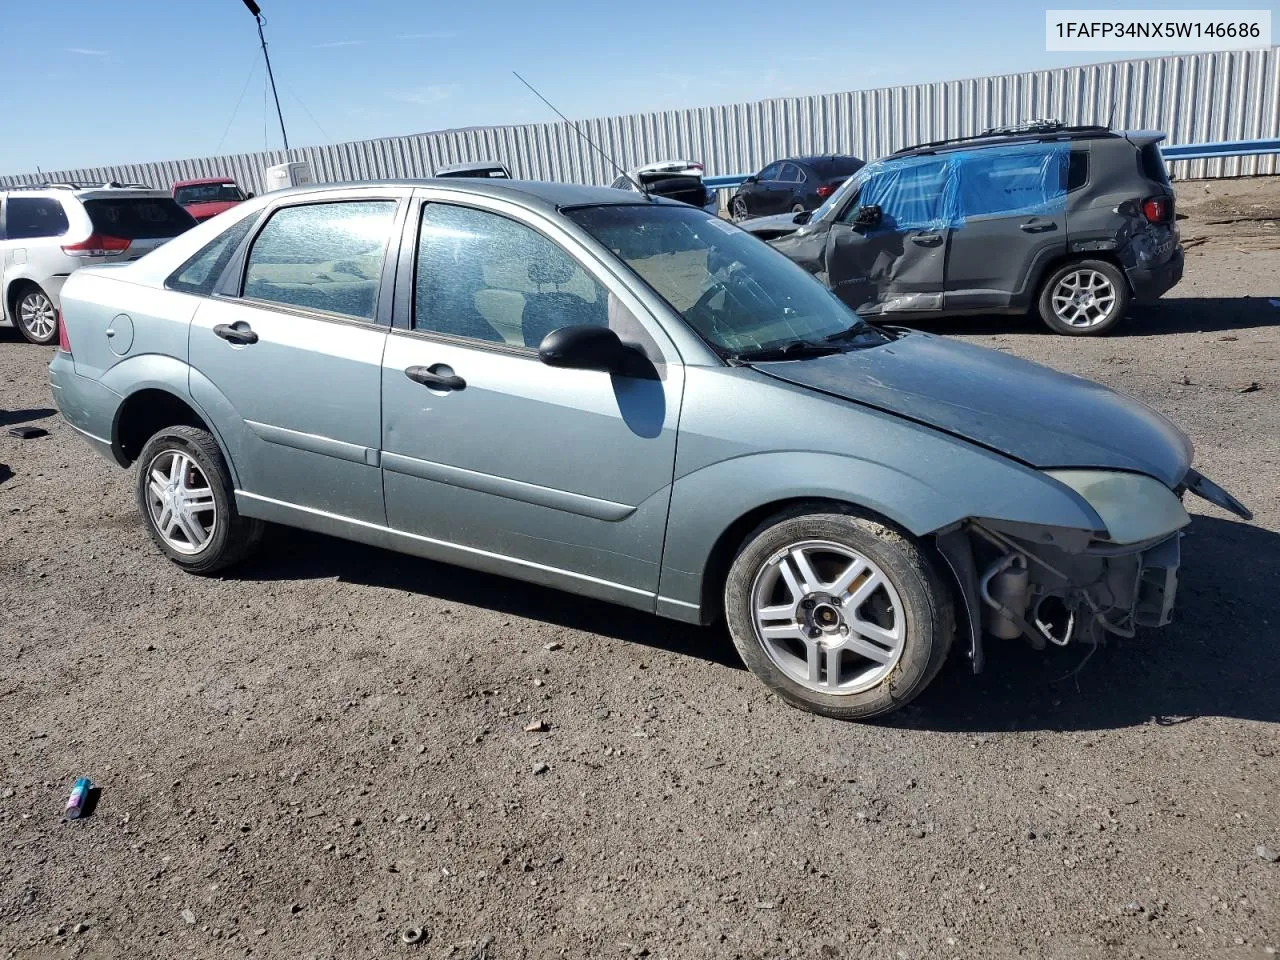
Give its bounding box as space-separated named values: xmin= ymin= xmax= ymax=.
xmin=0 ymin=407 xmax=56 ymax=427
xmin=901 ymin=516 xmax=1280 ymax=733
xmin=894 ymin=296 xmax=1280 ymax=338
xmin=242 ymin=528 xmax=744 ymax=669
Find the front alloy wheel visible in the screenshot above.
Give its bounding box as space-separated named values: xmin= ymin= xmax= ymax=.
xmin=725 ymin=509 xmax=954 ymax=720
xmin=16 ymin=288 xmax=58 ymax=345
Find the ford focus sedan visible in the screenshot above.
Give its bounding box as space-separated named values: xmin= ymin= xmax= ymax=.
xmin=48 ymin=180 xmax=1250 ymax=720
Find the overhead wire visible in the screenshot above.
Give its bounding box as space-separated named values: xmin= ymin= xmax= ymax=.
xmin=215 ymin=47 xmax=263 ymax=154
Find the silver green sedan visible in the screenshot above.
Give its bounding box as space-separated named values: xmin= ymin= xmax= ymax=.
xmin=48 ymin=180 xmax=1251 ymax=720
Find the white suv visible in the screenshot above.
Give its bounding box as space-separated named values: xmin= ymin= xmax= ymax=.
xmin=1 ymin=183 xmax=195 ymax=344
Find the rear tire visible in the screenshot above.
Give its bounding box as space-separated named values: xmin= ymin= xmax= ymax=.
xmin=723 ymin=507 xmax=954 ymax=720
xmin=731 ymin=197 xmax=749 ymax=222
xmin=135 ymin=426 xmax=263 ymax=574
xmin=13 ymin=285 xmax=58 ymax=345
xmin=1037 ymin=259 xmax=1129 ymax=336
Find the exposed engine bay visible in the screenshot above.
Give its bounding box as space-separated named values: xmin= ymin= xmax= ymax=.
xmin=936 ymin=518 xmax=1183 ymax=670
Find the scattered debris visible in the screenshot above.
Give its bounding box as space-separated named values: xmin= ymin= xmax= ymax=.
xmin=401 ymin=926 xmax=426 ymax=945
xmin=532 ymin=762 xmax=550 ymax=775
xmin=1122 ymin=901 xmax=1145 ymax=916
xmin=523 ymin=719 xmax=548 ymax=733
xmin=72 ymin=922 xmax=88 ymax=934
xmin=532 ymin=678 xmax=545 ymax=687
xmin=1237 ymin=381 xmax=1261 ymax=393
xmin=181 ymin=909 xmax=196 ymax=925
xmin=1255 ymin=844 xmax=1280 ymax=863
xmin=7 ymin=426 xmax=47 ymax=440
xmin=1179 ymin=374 xmax=1193 ymax=385
xmin=543 ymin=641 xmax=563 ymax=651
xmin=1217 ymin=335 xmax=1240 ymax=341
xmin=65 ymin=777 xmax=92 ymax=820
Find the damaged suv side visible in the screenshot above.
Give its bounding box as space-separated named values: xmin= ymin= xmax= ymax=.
xmin=755 ymin=123 xmax=1184 ymax=335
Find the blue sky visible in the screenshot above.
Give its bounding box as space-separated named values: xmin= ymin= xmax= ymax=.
xmin=0 ymin=0 xmax=1274 ymax=173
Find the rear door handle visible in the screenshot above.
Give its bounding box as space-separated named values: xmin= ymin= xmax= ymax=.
xmin=911 ymin=232 xmax=943 ymax=245
xmin=213 ymin=322 xmax=259 ymax=345
xmin=405 ymin=365 xmax=466 ymax=391
xmin=1020 ymin=219 xmax=1057 ymax=233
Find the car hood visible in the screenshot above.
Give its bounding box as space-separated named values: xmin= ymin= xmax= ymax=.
xmin=183 ymin=199 xmax=242 ymax=221
xmin=752 ymin=331 xmax=1192 ymax=487
xmin=740 ymin=211 xmax=806 ymax=237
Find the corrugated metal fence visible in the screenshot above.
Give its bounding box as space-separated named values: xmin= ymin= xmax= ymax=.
xmin=3 ymin=47 xmax=1277 ymax=193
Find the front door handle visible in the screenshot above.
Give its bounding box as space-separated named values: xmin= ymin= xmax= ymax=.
xmin=1020 ymin=219 xmax=1058 ymax=233
xmin=911 ymin=232 xmax=943 ymax=245
xmin=213 ymin=322 xmax=259 ymax=345
xmin=405 ymin=365 xmax=466 ymax=391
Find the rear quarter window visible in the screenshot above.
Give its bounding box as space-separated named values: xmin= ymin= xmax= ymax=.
xmin=1140 ymin=144 xmax=1170 ymax=185
xmin=83 ymin=197 xmax=196 ymax=240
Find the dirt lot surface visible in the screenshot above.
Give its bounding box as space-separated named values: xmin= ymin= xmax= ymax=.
xmin=1 ymin=178 xmax=1278 ymax=960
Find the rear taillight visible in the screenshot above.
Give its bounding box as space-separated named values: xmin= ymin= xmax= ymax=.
xmin=816 ymin=184 xmax=837 ymax=199
xmin=1141 ymin=196 xmax=1172 ymax=223
xmin=61 ymin=234 xmax=131 ymax=257
xmin=57 ymin=310 xmax=71 ymax=354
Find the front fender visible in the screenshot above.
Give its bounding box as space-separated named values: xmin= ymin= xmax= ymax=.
xmin=657 ymin=447 xmax=1105 ymax=614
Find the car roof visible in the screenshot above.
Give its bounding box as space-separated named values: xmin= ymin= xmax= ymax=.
xmin=266 ymin=178 xmax=683 ymax=211
xmin=174 ymin=177 xmax=237 ymax=187
xmin=788 ymin=155 xmax=862 ymax=165
xmin=893 ymin=123 xmax=1132 ymax=157
xmin=0 ymin=184 xmax=169 ymax=200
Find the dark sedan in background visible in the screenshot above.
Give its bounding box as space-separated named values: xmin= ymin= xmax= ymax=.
xmin=731 ymin=155 xmax=864 ymax=220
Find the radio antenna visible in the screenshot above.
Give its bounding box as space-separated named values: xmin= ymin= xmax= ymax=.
xmin=512 ymin=71 xmax=650 ymax=199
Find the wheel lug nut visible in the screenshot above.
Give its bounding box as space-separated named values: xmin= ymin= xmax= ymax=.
xmin=839 ymin=625 xmax=849 ymax=635
xmin=801 ymin=599 xmax=815 ymax=610
xmin=809 ymin=628 xmax=822 ymax=639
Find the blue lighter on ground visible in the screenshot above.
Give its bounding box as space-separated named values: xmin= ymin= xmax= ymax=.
xmin=65 ymin=777 xmax=91 ymax=819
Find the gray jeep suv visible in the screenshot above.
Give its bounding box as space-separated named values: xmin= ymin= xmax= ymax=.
xmin=745 ymin=123 xmax=1184 ymax=336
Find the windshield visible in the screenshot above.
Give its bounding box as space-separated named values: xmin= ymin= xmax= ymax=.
xmin=565 ymin=203 xmax=868 ymax=356
xmin=174 ymin=183 xmax=245 ymax=205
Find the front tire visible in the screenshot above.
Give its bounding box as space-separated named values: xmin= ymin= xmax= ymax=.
xmin=1037 ymin=259 xmax=1130 ymax=336
xmin=724 ymin=508 xmax=954 ymax=720
xmin=135 ymin=426 xmax=263 ymax=573
xmin=13 ymin=285 xmax=58 ymax=345
xmin=731 ymin=197 xmax=749 ymax=222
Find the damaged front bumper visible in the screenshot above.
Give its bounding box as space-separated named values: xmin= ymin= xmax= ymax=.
xmin=936 ymin=467 xmax=1250 ymax=670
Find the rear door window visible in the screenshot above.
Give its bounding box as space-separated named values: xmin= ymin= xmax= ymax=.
xmin=84 ymin=198 xmax=196 ymax=239
xmin=758 ymin=163 xmax=782 ymax=181
xmin=4 ymin=197 xmax=70 ymax=239
xmin=242 ymin=200 xmax=397 ymax=321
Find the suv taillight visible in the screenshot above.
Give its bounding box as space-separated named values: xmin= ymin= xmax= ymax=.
xmin=61 ymin=234 xmax=131 ymax=257
xmin=1141 ymin=196 xmax=1172 ymax=224
xmin=57 ymin=310 xmax=71 ymax=354
xmin=816 ymin=184 xmax=837 ymax=199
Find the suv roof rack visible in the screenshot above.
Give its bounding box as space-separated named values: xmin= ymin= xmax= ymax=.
xmin=895 ymin=121 xmax=1114 ymax=156
xmin=3 ymin=180 xmax=156 ymax=192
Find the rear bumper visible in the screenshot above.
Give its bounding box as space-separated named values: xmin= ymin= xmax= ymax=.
xmin=48 ymin=351 xmax=123 ymax=463
xmin=1127 ymin=245 xmax=1184 ymax=303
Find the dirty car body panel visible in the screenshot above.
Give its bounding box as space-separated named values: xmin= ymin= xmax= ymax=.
xmin=49 ymin=180 xmax=1246 ymax=706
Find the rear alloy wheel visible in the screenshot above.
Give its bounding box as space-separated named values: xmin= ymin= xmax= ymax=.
xmin=136 ymin=425 xmax=263 ymax=573
xmin=731 ymin=197 xmax=749 ymax=222
xmin=1038 ymin=259 xmax=1130 ymax=336
xmin=15 ymin=287 xmax=58 ymax=345
xmin=724 ymin=508 xmax=954 ymax=720
xmin=791 ymin=203 xmax=805 ymax=214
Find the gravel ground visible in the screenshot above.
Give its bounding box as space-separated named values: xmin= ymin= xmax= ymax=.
xmin=1 ymin=179 xmax=1278 ymax=960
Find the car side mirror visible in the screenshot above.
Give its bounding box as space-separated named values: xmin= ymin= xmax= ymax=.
xmin=792 ymin=210 xmax=812 ymax=225
xmin=245 ymin=192 xmax=255 ymax=199
xmin=743 ymin=175 xmax=758 ymax=185
xmin=538 ymin=325 xmax=632 ymax=374
xmin=853 ymin=204 xmax=882 ymax=228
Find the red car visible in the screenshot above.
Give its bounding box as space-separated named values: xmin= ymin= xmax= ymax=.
xmin=171 ymin=177 xmax=251 ymax=222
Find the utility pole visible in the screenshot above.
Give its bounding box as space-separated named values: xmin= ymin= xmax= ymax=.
xmin=241 ymin=0 xmax=289 ymax=150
